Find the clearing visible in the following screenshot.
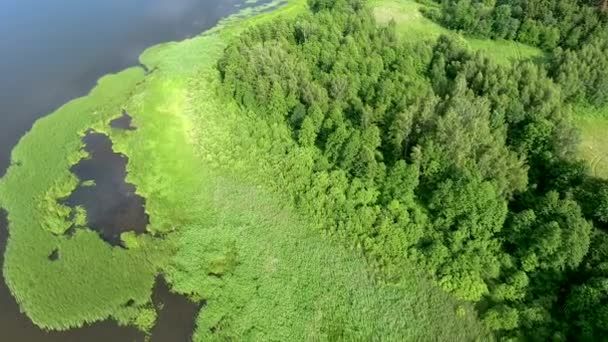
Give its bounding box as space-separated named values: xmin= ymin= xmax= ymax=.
xmin=574 ymin=105 xmax=608 ymax=178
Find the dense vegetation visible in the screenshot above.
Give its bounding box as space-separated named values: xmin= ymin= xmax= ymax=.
xmin=142 ymin=2 xmax=489 ymax=338
xmin=219 ymin=0 xmax=608 ymax=340
xmin=2 ymin=0 xmax=608 ymax=340
xmin=431 ymin=0 xmax=608 ymax=107
xmin=0 ymin=0 xmax=489 ymax=340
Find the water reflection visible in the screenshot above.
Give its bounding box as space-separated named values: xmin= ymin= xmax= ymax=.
xmin=110 ymin=111 xmax=137 ymax=131
xmin=63 ymin=131 xmax=148 ymax=246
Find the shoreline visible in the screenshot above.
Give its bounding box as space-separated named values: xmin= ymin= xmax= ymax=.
xmin=0 ymin=0 xmax=290 ymax=336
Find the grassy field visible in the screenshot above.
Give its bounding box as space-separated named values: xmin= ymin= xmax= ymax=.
xmin=371 ymin=0 xmax=545 ymax=65
xmin=0 ymin=0 xmax=491 ymax=338
xmin=574 ymin=105 xmax=608 ymax=179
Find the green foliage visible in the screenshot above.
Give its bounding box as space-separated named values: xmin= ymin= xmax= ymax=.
xmin=565 ymin=277 xmax=608 ymax=340
xmin=550 ymin=37 xmax=608 ymax=106
xmin=218 ymin=1 xmax=608 ymax=339
xmin=437 ymin=0 xmax=606 ymax=49
xmin=113 ymin=305 xmax=157 ymax=332
xmin=506 ymin=192 xmax=592 ymax=272
xmin=426 ymin=175 xmax=506 ymax=301
xmin=483 ymin=305 xmax=520 ymax=331
xmin=72 ymin=206 xmax=87 ymax=227
xmin=434 ymin=0 xmax=608 ymax=106
xmin=120 ymin=231 xmax=141 ymax=249
xmin=2 ymin=0 xmax=607 ymax=340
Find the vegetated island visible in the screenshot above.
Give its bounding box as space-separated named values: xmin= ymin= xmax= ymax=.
xmin=1 ymin=0 xmax=608 ymax=340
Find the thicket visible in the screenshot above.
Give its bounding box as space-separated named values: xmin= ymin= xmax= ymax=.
xmin=431 ymin=0 xmax=608 ymax=106
xmin=219 ymin=0 xmax=608 ymax=339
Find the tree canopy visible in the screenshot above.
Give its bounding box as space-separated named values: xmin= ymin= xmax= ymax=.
xmin=219 ymin=0 xmax=608 ymax=339
xmin=429 ymin=0 xmax=608 ymax=107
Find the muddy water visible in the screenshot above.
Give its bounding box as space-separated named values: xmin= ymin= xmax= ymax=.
xmin=0 ymin=0 xmax=265 ymax=340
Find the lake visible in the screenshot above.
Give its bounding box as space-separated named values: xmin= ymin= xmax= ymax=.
xmin=0 ymin=0 xmax=255 ymax=340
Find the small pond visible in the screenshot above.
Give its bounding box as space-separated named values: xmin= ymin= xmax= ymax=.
xmin=63 ymin=129 xmax=148 ymax=246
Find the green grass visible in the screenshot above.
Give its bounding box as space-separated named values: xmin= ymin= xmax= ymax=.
xmin=467 ymin=38 xmax=547 ymax=65
xmin=371 ymin=0 xmax=545 ymax=65
xmin=372 ymin=0 xmax=451 ymax=40
xmin=0 ymin=0 xmax=490 ymax=338
xmin=169 ymin=175 xmax=489 ymax=340
xmin=573 ymin=105 xmax=608 ymax=179
xmin=0 ymin=68 xmax=169 ymax=330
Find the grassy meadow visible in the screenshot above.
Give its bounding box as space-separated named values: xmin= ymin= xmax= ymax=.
xmin=574 ymin=105 xmax=608 ymax=179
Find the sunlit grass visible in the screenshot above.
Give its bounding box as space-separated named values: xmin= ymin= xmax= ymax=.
xmin=574 ymin=105 xmax=608 ymax=179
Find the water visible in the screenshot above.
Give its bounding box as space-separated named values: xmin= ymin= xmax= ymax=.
xmin=151 ymin=277 xmax=203 ymax=342
xmin=0 ymin=0 xmax=257 ymax=340
xmin=110 ymin=111 xmax=137 ymax=131
xmin=63 ymin=131 xmax=149 ymax=246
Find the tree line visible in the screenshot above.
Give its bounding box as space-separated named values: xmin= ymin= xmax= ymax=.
xmin=430 ymin=0 xmax=608 ymax=106
xmin=219 ymin=0 xmax=608 ymax=339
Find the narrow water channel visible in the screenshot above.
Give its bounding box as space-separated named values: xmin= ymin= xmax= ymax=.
xmin=151 ymin=277 xmax=202 ymax=342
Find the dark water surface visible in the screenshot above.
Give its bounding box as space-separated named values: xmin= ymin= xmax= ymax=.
xmin=0 ymin=0 xmax=257 ymax=340
xmin=110 ymin=111 xmax=137 ymax=131
xmin=151 ymin=278 xmax=202 ymax=342
xmin=64 ymin=131 xmax=149 ymax=246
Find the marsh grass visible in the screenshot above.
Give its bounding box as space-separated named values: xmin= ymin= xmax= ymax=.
xmin=0 ymin=69 xmax=169 ymax=330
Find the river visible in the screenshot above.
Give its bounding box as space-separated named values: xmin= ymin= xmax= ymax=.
xmin=0 ymin=0 xmax=254 ymax=340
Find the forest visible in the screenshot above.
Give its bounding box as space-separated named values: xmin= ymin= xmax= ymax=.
xmin=218 ymin=0 xmax=608 ymax=340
